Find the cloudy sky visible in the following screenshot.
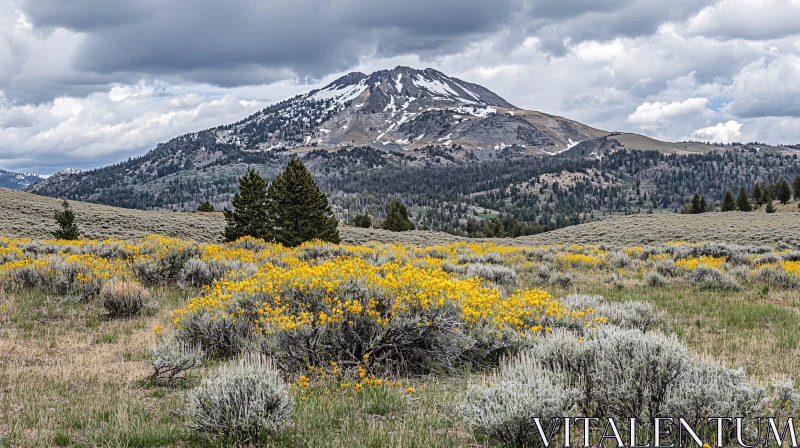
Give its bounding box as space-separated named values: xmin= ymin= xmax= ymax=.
xmin=2 ymin=0 xmax=800 ymax=174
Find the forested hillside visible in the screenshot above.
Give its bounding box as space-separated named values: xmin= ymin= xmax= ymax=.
xmin=26 ymin=146 xmax=800 ymax=238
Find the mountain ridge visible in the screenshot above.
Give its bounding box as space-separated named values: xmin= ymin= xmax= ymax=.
xmin=0 ymin=168 xmax=44 ymax=191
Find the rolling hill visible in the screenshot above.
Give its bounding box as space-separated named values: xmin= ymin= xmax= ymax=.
xmin=3 ymin=188 xmax=798 ymax=247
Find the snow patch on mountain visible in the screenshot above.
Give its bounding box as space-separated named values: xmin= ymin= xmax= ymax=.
xmin=307 ymin=79 xmax=368 ymax=107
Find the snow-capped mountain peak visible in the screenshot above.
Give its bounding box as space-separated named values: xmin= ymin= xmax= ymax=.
xmin=123 ymin=66 xmax=602 ymax=158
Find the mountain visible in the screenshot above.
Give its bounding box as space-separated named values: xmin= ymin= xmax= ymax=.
xmin=214 ymin=66 xmax=605 ymax=153
xmin=23 ymin=66 xmax=800 ymax=238
xmin=0 ymin=168 xmax=44 ymax=190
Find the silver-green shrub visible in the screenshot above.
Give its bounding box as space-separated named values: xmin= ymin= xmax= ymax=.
xmin=655 ymin=259 xmax=678 ymax=277
xmin=465 ymin=263 xmax=518 ymax=285
xmin=100 ymin=280 xmax=149 ymax=318
xmin=754 ymin=265 xmax=797 ymax=289
xmin=561 ymin=294 xmax=654 ymax=330
xmin=645 ymin=271 xmax=669 ymax=287
xmin=608 ymin=251 xmax=631 ymax=269
xmin=549 ymin=272 xmax=574 ymax=287
xmin=662 ymin=360 xmax=767 ymax=441
xmin=459 ymin=352 xmax=577 ymax=446
xmin=150 ymin=337 xmax=203 ymax=383
xmin=185 ymin=354 xmax=293 ymax=440
xmin=527 ymin=327 xmax=690 ymax=419
xmin=176 ymin=301 xmax=255 ymax=358
xmin=687 ymin=265 xmax=740 ymax=290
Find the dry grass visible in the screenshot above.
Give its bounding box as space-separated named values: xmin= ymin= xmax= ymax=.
xmin=4 ymin=188 xmax=800 ymax=247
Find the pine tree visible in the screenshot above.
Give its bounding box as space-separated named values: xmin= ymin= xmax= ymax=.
xmin=197 ymin=201 xmax=215 ymax=212
xmin=265 ymin=159 xmax=340 ymax=247
xmin=760 ymin=184 xmax=773 ymax=207
xmin=699 ymin=195 xmax=706 ymax=213
xmin=793 ymin=176 xmax=800 ymax=201
xmin=353 ymin=213 xmax=372 ymax=228
xmin=776 ymin=177 xmax=792 ymax=204
xmin=52 ymin=200 xmax=81 ymax=240
xmin=765 ymin=200 xmax=777 ymax=213
xmin=721 ymin=190 xmax=736 ymax=212
xmin=690 ymin=194 xmax=702 ymax=214
xmin=753 ymin=183 xmax=763 ymax=208
xmin=382 ymin=199 xmax=415 ymax=232
xmin=222 ymin=169 xmax=270 ymax=242
xmin=736 ymin=186 xmax=752 ymax=212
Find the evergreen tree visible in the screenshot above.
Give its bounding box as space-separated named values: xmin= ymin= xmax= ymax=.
xmin=690 ymin=193 xmax=702 ymax=214
xmin=353 ymin=213 xmax=372 ymax=228
xmin=760 ymin=184 xmax=773 ymax=207
xmin=222 ymin=169 xmax=270 ymax=242
xmin=699 ymin=195 xmax=706 ymax=213
xmin=736 ymin=186 xmax=752 ymax=212
xmin=197 ymin=201 xmax=215 ymax=212
xmin=793 ymin=176 xmax=800 ymax=201
xmin=265 ymin=159 xmax=340 ymax=247
xmin=721 ymin=190 xmax=736 ymax=212
xmin=776 ymin=177 xmax=792 ymax=204
xmin=753 ymin=183 xmax=763 ymax=208
xmin=382 ymin=199 xmax=415 ymax=232
xmin=765 ymin=200 xmax=777 ymax=213
xmin=52 ymin=200 xmax=81 ymax=240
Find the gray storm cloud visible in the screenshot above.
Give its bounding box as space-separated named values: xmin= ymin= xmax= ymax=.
xmin=3 ymin=0 xmax=800 ymax=173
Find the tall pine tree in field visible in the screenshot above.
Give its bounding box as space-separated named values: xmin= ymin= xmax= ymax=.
xmin=721 ymin=190 xmax=736 ymax=212
xmin=736 ymin=186 xmax=752 ymax=212
xmin=52 ymin=200 xmax=81 ymax=240
xmin=265 ymin=159 xmax=340 ymax=247
xmin=753 ymin=183 xmax=763 ymax=208
xmin=222 ymin=169 xmax=270 ymax=242
xmin=776 ymin=177 xmax=792 ymax=204
xmin=690 ymin=194 xmax=702 ymax=214
xmin=760 ymin=184 xmax=773 ymax=206
xmin=793 ymin=176 xmax=800 ymax=201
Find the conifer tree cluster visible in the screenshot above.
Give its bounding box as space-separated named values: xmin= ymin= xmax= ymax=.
xmin=719 ymin=176 xmax=800 ymax=214
xmin=52 ymin=200 xmax=81 ymax=240
xmin=687 ymin=194 xmax=706 ymax=214
xmin=196 ymin=201 xmax=215 ymax=212
xmin=382 ymin=199 xmax=415 ymax=232
xmin=222 ymin=160 xmax=340 ymax=246
xmin=353 ymin=213 xmax=372 ymax=228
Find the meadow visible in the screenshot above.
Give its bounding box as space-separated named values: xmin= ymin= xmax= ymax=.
xmin=1 ymin=235 xmax=800 ymax=447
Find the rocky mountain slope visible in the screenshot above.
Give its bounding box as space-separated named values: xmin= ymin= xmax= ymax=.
xmin=215 ymin=66 xmax=605 ymax=154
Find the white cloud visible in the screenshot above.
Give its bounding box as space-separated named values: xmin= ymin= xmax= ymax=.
xmin=691 ymin=120 xmax=743 ymax=143
xmin=0 ymin=80 xmax=274 ymax=173
xmin=723 ymin=55 xmax=800 ymax=117
xmin=627 ymin=98 xmax=709 ymax=125
xmin=685 ymin=0 xmax=800 ymax=41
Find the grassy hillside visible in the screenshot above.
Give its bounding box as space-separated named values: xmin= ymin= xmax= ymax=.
xmin=3 ymin=188 xmax=799 ymax=246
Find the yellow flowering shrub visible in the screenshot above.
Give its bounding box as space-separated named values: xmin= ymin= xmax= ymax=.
xmin=674 ymin=256 xmax=726 ymax=271
xmin=171 ymin=255 xmax=591 ymax=372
